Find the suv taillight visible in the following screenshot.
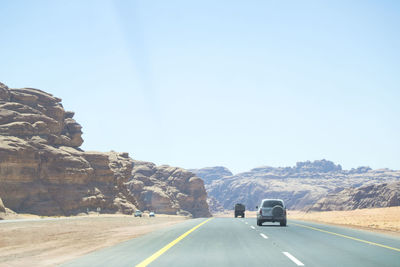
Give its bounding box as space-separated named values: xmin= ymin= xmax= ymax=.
xmin=259 ymin=209 xmax=262 ymax=215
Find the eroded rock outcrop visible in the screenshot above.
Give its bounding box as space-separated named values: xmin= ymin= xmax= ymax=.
xmin=0 ymin=136 xmax=136 ymax=215
xmin=206 ymin=196 xmax=224 ymax=213
xmin=0 ymin=82 xmax=210 ymax=217
xmin=127 ymin=161 xmax=211 ymax=217
xmin=192 ymin=160 xmax=400 ymax=211
xmin=0 ymin=84 xmax=83 ymax=147
xmin=0 ymin=197 xmax=5 ymax=213
xmin=309 ymin=182 xmax=400 ymax=211
xmin=188 ymin=166 xmax=232 ymax=185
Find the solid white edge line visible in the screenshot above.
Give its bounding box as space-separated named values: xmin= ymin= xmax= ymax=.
xmin=250 ymin=226 xmax=255 ymax=229
xmin=260 ymin=233 xmax=268 ymax=239
xmin=283 ymin=252 xmax=304 ymax=266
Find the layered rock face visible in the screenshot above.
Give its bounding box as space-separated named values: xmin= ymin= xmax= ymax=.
xmin=0 ymin=82 xmax=210 ymax=217
xmin=188 ymin=167 xmax=232 ymax=212
xmin=0 ymin=82 xmax=136 ymax=215
xmin=0 ymin=197 xmax=5 ymax=213
xmin=192 ymin=160 xmax=400 ymax=211
xmin=309 ymin=182 xmax=400 ymax=211
xmin=188 ymin=166 xmax=232 ymax=185
xmin=206 ymin=196 xmax=224 ymax=213
xmin=127 ymin=161 xmax=211 ymax=217
xmin=0 ymin=84 xmax=83 ymax=147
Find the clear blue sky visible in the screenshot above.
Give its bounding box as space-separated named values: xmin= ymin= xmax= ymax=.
xmin=1 ymin=0 xmax=399 ymax=173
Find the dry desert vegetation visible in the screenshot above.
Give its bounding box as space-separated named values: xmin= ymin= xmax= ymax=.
xmin=0 ymin=214 xmax=187 ymax=267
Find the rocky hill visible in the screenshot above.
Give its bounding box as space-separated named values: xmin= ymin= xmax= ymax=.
xmin=0 ymin=82 xmax=210 ymax=217
xmin=127 ymin=160 xmax=210 ymax=217
xmin=188 ymin=166 xmax=232 ymax=185
xmin=191 ymin=160 xmax=400 ymax=211
xmin=309 ymin=181 xmax=400 ymax=211
xmin=206 ymin=196 xmax=225 ymax=213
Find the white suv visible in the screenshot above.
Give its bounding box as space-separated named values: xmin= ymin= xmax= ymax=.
xmin=256 ymin=199 xmax=287 ymax=226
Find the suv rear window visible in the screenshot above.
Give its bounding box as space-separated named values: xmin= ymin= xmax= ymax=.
xmin=262 ymin=200 xmax=283 ymax=208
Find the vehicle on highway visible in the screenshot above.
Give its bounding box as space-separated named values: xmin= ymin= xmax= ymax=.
xmin=149 ymin=212 xmax=155 ymax=217
xmin=134 ymin=210 xmax=142 ymax=217
xmin=256 ymin=199 xmax=287 ymax=226
xmin=234 ymin=203 xmax=245 ymax=218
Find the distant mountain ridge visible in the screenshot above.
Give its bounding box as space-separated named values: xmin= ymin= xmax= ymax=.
xmin=188 ymin=166 xmax=232 ymax=185
xmin=309 ymin=181 xmax=400 ymax=211
xmin=190 ymin=160 xmax=400 ymax=212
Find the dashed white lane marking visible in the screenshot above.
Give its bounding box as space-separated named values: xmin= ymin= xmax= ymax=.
xmin=245 ymin=222 xmax=248 ymax=224
xmin=250 ymin=226 xmax=255 ymax=229
xmin=260 ymin=233 xmax=268 ymax=239
xmin=283 ymin=252 xmax=304 ymax=266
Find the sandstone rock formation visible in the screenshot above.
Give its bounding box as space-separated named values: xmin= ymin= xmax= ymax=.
xmin=188 ymin=166 xmax=232 ymax=185
xmin=206 ymin=196 xmax=224 ymax=213
xmin=293 ymin=159 xmax=342 ymax=173
xmin=0 ymin=82 xmax=210 ymax=217
xmin=309 ymin=182 xmax=400 ymax=211
xmin=192 ymin=160 xmax=400 ymax=211
xmin=127 ymin=161 xmax=211 ymax=217
xmin=188 ymin=167 xmax=231 ymax=213
xmin=0 ymin=84 xmax=83 ymax=147
xmin=0 ymin=82 xmax=136 ymax=215
xmin=0 ymin=197 xmax=5 ymax=213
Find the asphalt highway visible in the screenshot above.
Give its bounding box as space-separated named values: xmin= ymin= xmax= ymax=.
xmin=62 ymin=217 xmax=400 ymax=267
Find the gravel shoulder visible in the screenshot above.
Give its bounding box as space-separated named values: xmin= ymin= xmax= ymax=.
xmin=0 ymin=214 xmax=187 ymax=267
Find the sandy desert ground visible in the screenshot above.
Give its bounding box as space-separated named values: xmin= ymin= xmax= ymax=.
xmin=288 ymin=207 xmax=400 ymax=234
xmin=0 ymin=214 xmax=187 ymax=267
xmin=214 ymin=207 xmax=400 ymax=235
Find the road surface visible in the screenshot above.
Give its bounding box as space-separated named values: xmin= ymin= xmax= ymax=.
xmin=62 ymin=218 xmax=400 ymax=267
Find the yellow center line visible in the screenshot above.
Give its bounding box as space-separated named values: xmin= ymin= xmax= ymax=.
xmin=292 ymin=222 xmax=400 ymax=252
xmin=135 ymin=218 xmax=213 ymax=267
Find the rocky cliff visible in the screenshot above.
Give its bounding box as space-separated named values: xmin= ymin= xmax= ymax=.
xmin=188 ymin=166 xmax=232 ymax=185
xmin=127 ymin=161 xmax=210 ymax=217
xmin=191 ymin=160 xmax=400 ymax=211
xmin=0 ymin=82 xmax=210 ymax=217
xmin=0 ymin=82 xmax=137 ymax=215
xmin=309 ymin=182 xmax=400 ymax=211
xmin=206 ymin=196 xmax=225 ymax=213
xmin=0 ymin=197 xmax=5 ymax=213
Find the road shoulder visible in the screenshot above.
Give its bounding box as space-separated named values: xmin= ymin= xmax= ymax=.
xmin=0 ymin=214 xmax=187 ymax=266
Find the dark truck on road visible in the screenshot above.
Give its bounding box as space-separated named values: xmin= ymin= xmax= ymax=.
xmin=234 ymin=203 xmax=245 ymax=218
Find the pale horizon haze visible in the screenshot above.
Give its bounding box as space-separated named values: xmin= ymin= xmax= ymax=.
xmin=1 ymin=0 xmax=399 ymax=174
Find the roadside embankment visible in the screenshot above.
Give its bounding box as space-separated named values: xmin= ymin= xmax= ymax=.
xmin=0 ymin=214 xmax=187 ymax=267
xmin=288 ymin=207 xmax=400 ymax=234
